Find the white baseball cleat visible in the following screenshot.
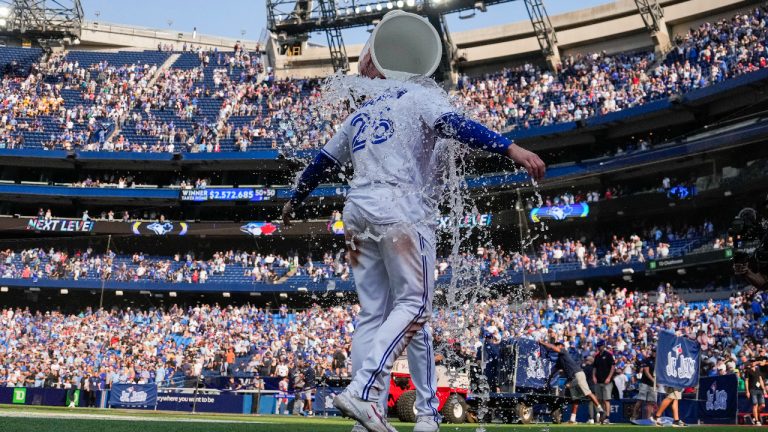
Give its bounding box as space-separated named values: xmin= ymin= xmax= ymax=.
xmin=333 ymin=390 xmax=397 ymax=432
xmin=413 ymin=416 xmax=439 ymax=432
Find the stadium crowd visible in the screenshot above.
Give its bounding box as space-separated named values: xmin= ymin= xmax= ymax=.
xmin=457 ymin=7 xmax=768 ymax=131
xmin=0 ymin=284 xmax=762 ymax=396
xmin=0 ymin=219 xmax=717 ymax=285
xmin=0 ymin=7 xmax=766 ymax=152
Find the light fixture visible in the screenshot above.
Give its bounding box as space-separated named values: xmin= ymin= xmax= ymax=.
xmin=0 ymin=286 xmax=7 ymax=292
xmin=406 ymin=0 xmax=415 ymax=6
xmin=279 ymin=293 xmax=288 ymax=298
xmin=337 ymin=8 xmax=344 ymax=15
xmin=365 ymin=5 xmax=372 ymax=12
xmin=396 ymin=0 xmax=404 ymax=7
xmin=376 ymin=3 xmax=382 ymax=10
xmin=115 ymin=290 xmax=124 ymax=296
xmin=29 ymin=287 xmax=40 ymax=292
xmin=347 ymin=7 xmax=353 ymax=14
xmin=223 ymin=292 xmax=231 ymax=298
xmin=354 ymin=7 xmax=360 ymax=13
xmin=297 ymin=287 xmax=308 ymax=292
xmin=60 ymin=289 xmax=69 ymax=295
xmin=140 ymin=290 xmax=151 ymax=295
xmin=386 ymin=1 xmax=393 ymax=8
xmin=169 ymin=291 xmax=177 ymax=297
xmin=249 ymin=292 xmax=261 ymax=296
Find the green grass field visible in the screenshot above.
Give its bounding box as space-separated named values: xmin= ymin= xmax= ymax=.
xmin=0 ymin=405 xmax=760 ymax=432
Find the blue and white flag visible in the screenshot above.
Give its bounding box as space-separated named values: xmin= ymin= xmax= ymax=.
xmin=109 ymin=383 xmax=157 ymax=408
xmin=515 ymin=338 xmax=554 ymax=389
xmin=698 ymin=374 xmax=737 ymax=424
xmin=655 ymin=330 xmax=700 ymax=388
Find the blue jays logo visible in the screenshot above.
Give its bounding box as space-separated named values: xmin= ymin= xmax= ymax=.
xmin=119 ymin=386 xmax=148 ymax=403
xmin=240 ymin=222 xmax=277 ymax=236
xmin=665 ymin=343 xmax=696 ymax=379
xmin=525 ymin=351 xmax=547 ymax=380
xmin=132 ymin=222 xmax=188 ymax=236
xmin=705 ymin=381 xmax=727 ymax=411
xmin=147 ymin=222 xmax=174 ymax=235
xmin=530 ymin=203 xmax=589 ymax=223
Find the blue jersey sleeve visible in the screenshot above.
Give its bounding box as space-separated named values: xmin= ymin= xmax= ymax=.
xmin=289 ymin=150 xmax=342 ymax=207
xmin=433 ymin=112 xmax=512 ymax=155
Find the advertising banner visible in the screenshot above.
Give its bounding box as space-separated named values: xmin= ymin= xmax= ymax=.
xmin=655 ymin=331 xmax=700 ymax=389
xmin=12 ymin=387 xmax=26 ymax=404
xmin=529 ymin=203 xmax=589 ymax=222
xmin=26 ymin=218 xmax=94 ymax=232
xmin=155 ymin=391 xmax=243 ymax=413
xmin=312 ymin=387 xmax=344 ymax=415
xmin=180 ymin=188 xmax=275 ymax=202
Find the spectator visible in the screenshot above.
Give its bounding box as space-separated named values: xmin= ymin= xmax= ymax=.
xmin=593 ymin=340 xmax=616 ymax=424
xmin=746 ymin=361 xmax=766 ymax=425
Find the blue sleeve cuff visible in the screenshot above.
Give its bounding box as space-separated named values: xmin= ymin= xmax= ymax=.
xmin=289 ymin=151 xmax=342 ymax=207
xmin=434 ymin=112 xmax=512 ymax=155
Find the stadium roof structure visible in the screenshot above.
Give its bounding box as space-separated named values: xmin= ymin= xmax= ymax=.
xmin=266 ymin=0 xmax=559 ymax=80
xmin=267 ymin=0 xmax=513 ymax=33
xmin=0 ymin=0 xmax=83 ymax=42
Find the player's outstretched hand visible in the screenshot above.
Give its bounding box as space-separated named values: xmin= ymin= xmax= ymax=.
xmin=282 ymin=202 xmax=294 ymax=227
xmin=507 ymin=144 xmax=545 ymax=181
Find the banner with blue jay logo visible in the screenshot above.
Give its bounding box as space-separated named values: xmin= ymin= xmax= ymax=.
xmin=514 ymin=338 xmax=554 ymax=389
xmin=109 ymin=384 xmax=157 ymax=408
xmin=655 ymin=331 xmax=700 ymax=388
xmin=698 ymin=374 xmax=737 ymax=424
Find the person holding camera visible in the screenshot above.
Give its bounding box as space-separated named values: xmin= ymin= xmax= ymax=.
xmin=631 ymin=349 xmax=656 ymax=421
xmin=735 ymin=261 xmax=767 ymax=290
xmin=732 ymin=206 xmax=767 ymax=290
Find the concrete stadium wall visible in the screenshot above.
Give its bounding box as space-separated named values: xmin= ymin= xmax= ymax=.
xmin=270 ymin=0 xmax=759 ymax=79
xmin=78 ymin=21 xmax=261 ymax=52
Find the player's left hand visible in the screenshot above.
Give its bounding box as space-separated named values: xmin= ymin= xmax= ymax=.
xmin=282 ymin=202 xmax=294 ymax=227
xmin=507 ymin=144 xmax=545 ymax=181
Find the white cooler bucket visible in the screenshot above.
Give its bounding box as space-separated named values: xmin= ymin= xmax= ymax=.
xmin=358 ymin=10 xmax=443 ymax=80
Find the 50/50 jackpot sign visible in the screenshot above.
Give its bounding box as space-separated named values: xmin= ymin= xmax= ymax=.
xmin=180 ymin=188 xmax=275 ymax=202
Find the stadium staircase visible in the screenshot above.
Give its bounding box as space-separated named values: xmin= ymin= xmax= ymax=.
xmin=106 ymin=53 xmax=182 ymax=142
xmin=274 ymin=267 xmax=298 ymax=284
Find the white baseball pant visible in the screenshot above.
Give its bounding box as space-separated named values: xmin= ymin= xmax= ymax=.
xmin=344 ymin=202 xmax=439 ymax=421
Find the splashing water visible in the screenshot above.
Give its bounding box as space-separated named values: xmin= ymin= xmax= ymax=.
xmin=287 ymin=72 xmax=546 ymax=428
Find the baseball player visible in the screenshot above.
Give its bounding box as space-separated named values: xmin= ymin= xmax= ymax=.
xmin=283 ymin=30 xmax=544 ymax=432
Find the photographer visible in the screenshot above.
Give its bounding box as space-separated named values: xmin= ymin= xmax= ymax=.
xmin=731 ymin=207 xmax=767 ymax=289
xmin=734 ymin=262 xmax=767 ymax=290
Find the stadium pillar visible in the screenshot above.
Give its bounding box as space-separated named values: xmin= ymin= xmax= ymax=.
xmin=426 ymin=12 xmax=457 ymax=86
xmin=523 ymin=0 xmax=560 ymax=72
xmin=633 ymin=0 xmax=671 ymax=56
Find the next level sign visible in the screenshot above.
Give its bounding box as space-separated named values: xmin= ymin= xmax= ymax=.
xmin=26 ymin=218 xmax=94 ymax=232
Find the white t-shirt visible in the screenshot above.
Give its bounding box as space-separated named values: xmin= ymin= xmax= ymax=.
xmin=322 ymin=83 xmax=454 ymax=229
